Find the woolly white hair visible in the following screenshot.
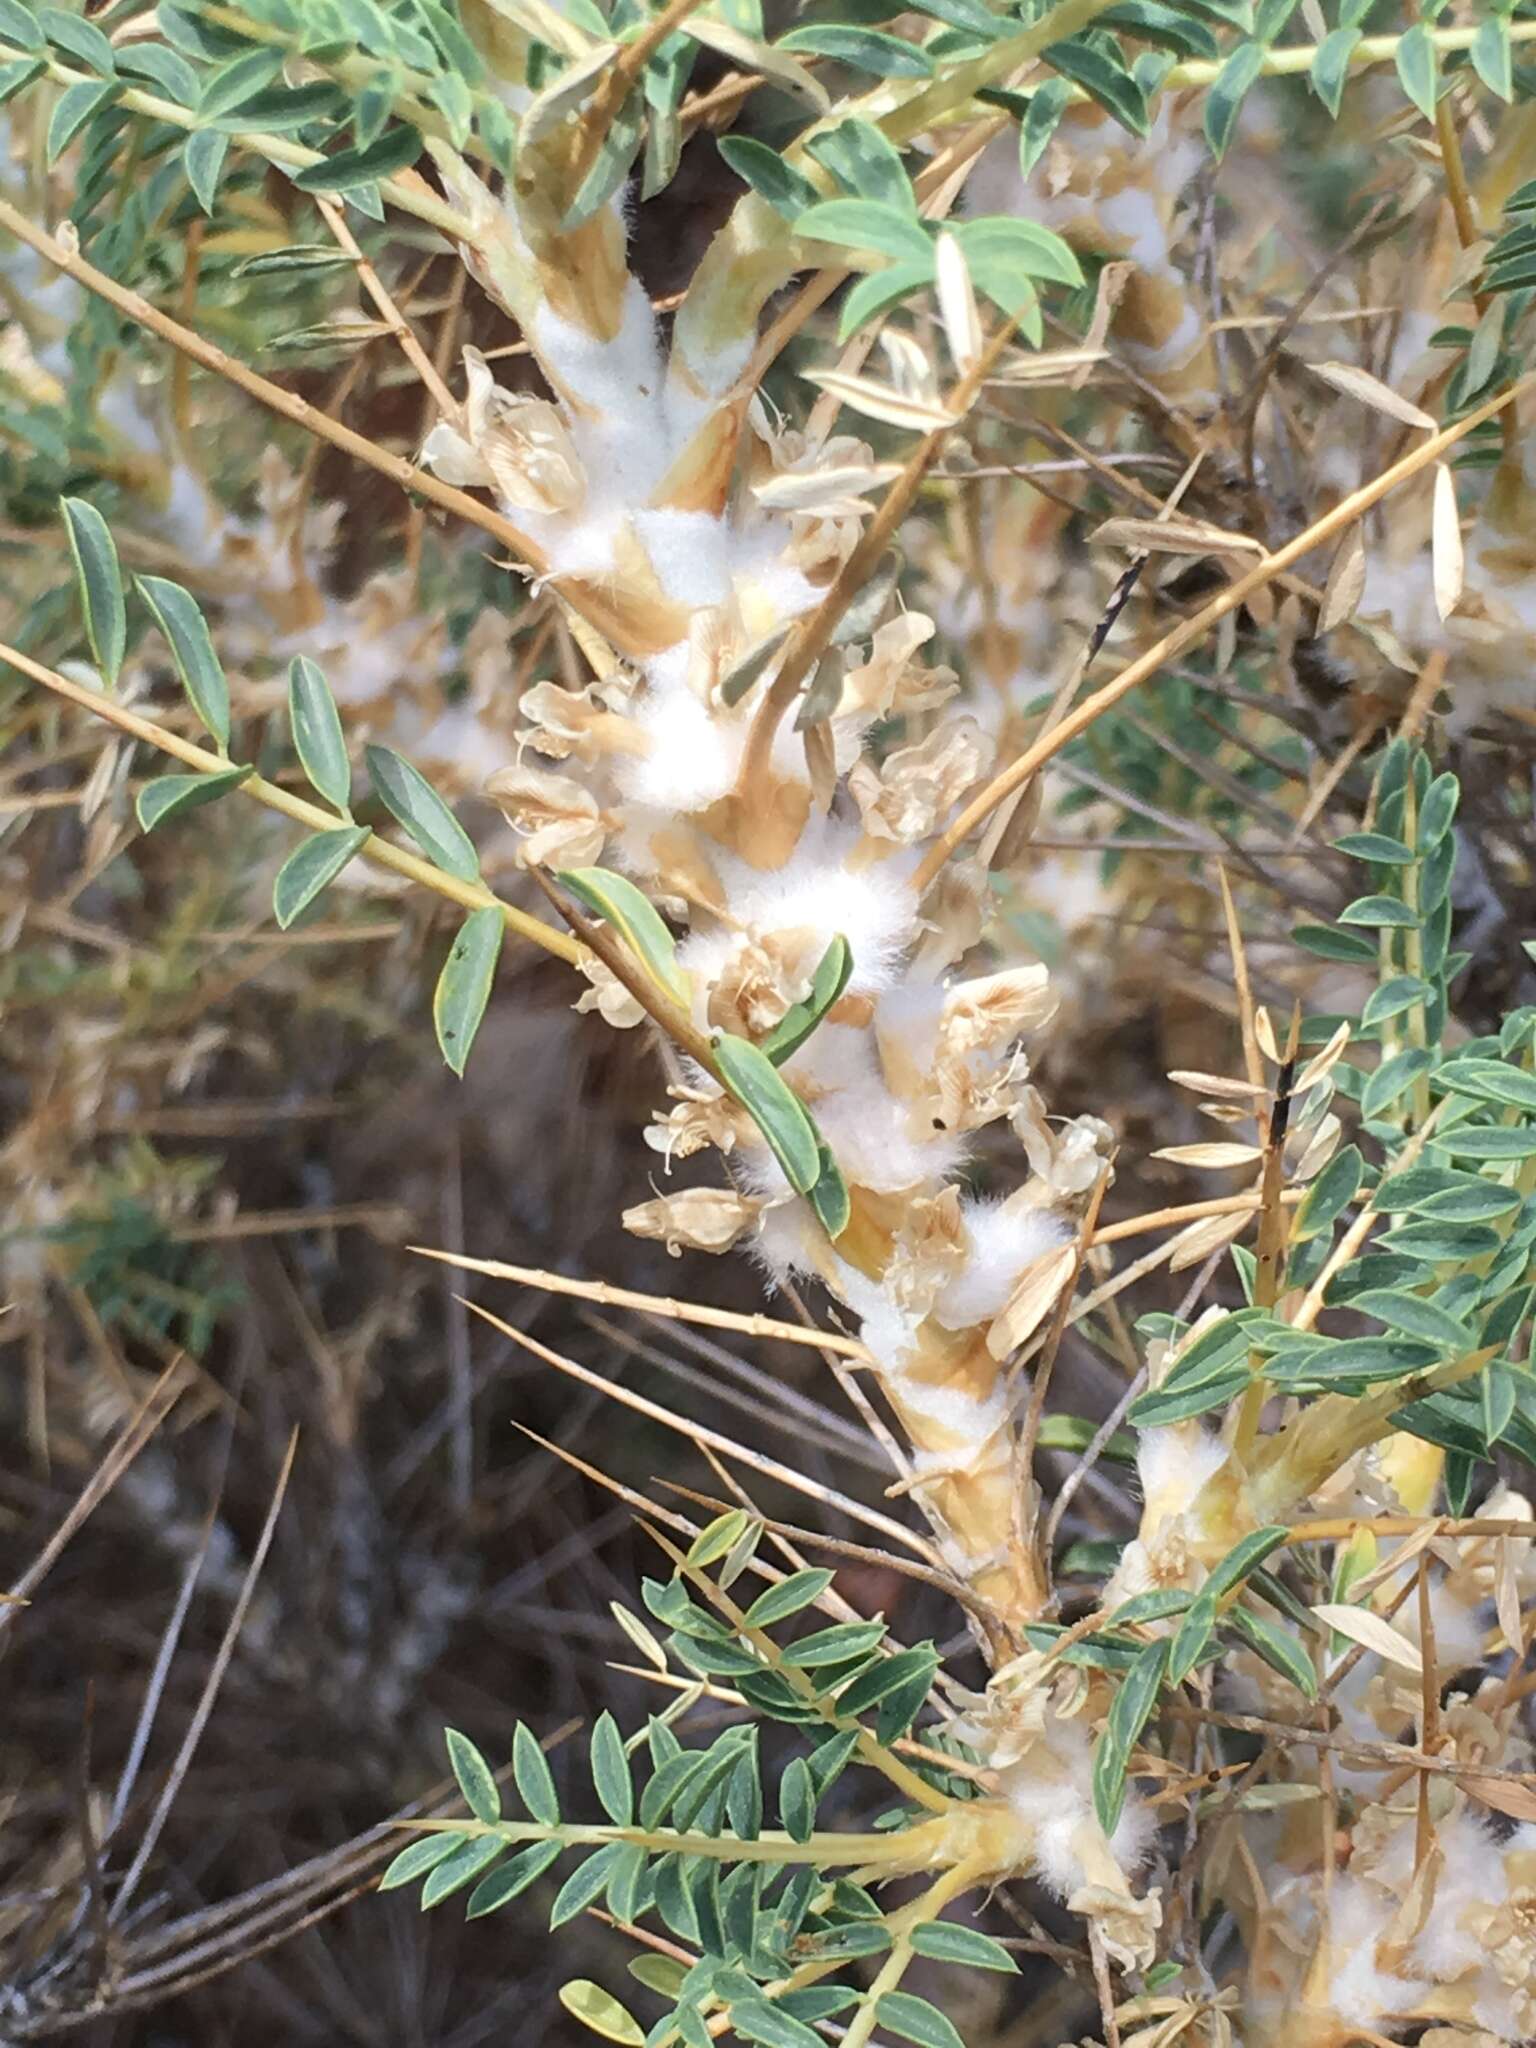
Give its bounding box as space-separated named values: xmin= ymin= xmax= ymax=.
xmin=1410 ymin=1806 xmax=1512 ymax=1983
xmin=631 ymin=508 xmax=740 ymax=612
xmin=931 ymin=1196 xmax=1070 ymax=1332
xmin=661 ymin=333 xmax=755 ymax=443
xmin=817 ymin=1078 xmax=960 ymax=1195
xmin=707 ymin=821 xmax=922 ymax=997
xmin=1323 ymin=1875 xmax=1428 ymax=2024
xmin=1134 ymin=1424 xmax=1232 ymax=1532
xmin=533 ymin=281 xmax=664 ymax=426
xmin=1000 ymin=1713 xmax=1158 ymax=1903
xmin=618 ymin=673 xmax=755 ymax=814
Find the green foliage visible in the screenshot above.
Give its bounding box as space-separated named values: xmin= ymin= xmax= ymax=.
xmin=366 ymin=744 xmax=481 ymax=882
xmin=60 ymin=495 xmax=126 ymax=686
xmin=289 ymin=658 xmax=354 ymax=816
xmin=433 ymin=905 xmax=503 ymax=1075
xmin=558 ymin=866 xmax=690 ymax=1004
xmin=137 ymin=576 xmax=232 ymax=752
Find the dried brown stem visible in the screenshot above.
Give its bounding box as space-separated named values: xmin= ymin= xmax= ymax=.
xmin=911 ymin=368 xmax=1536 ymax=896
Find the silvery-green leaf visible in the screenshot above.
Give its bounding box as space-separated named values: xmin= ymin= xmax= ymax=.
xmin=184 ymin=128 xmax=230 ymax=213
xmin=514 ymin=1722 xmax=560 ymax=1824
xmin=46 ymin=76 xmax=115 ymax=161
xmin=272 ymin=826 xmax=369 ymax=928
xmin=1472 ymin=14 xmax=1512 ymax=100
xmin=446 ymin=1728 xmax=502 ymax=1824
xmin=293 ymin=122 xmax=423 ymax=189
xmin=557 ymin=866 xmax=688 ymax=1003
xmin=61 ymin=496 xmax=126 ymax=685
xmin=136 ymin=766 xmax=251 ymax=833
xmin=760 ymin=936 xmax=853 ymax=1065
xmin=717 ymin=135 xmax=820 ymax=221
xmin=779 ymin=23 xmax=932 ymax=76
xmin=367 ymin=744 xmax=480 ymax=881
xmin=0 ymin=2 xmax=43 ymax=51
xmin=136 ymin=576 xmax=229 ymax=749
xmin=1204 ymin=39 xmax=1263 ymax=157
xmin=466 ymin=1840 xmax=562 ymax=1916
xmin=289 ymin=657 xmax=353 ymax=815
xmin=434 ymin=906 xmax=503 ymax=1076
xmin=378 ymin=1830 xmax=468 ymax=1890
xmin=712 ymin=1034 xmax=822 ymax=1194
xmin=1395 ymin=20 xmax=1437 ymax=121
xmin=1092 ymin=1637 xmax=1168 ymax=1833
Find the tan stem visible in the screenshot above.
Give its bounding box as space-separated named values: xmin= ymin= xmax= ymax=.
xmin=912 ymin=368 xmax=1536 ymax=896
xmin=0 ymin=198 xmax=557 ymax=574
xmin=0 ymin=638 xmax=583 ymax=966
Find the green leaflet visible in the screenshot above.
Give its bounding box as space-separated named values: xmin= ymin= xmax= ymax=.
xmin=292 ymin=121 xmax=424 ymax=190
xmin=1472 ymin=14 xmax=1512 ymax=101
xmin=273 ymin=826 xmax=370 ymax=928
xmin=136 ymin=576 xmax=230 ymax=750
xmin=1227 ymin=1607 xmax=1317 ymax=1697
xmin=875 ymin=1990 xmax=966 ymax=2048
xmin=778 ymin=24 xmax=933 ymax=77
xmin=1128 ymin=1366 xmax=1249 ymax=1428
xmin=0 ymin=1 xmax=43 ymax=51
xmin=1394 ymin=20 xmax=1437 ymax=122
xmin=731 ymin=2000 xmax=822 ymax=2048
xmin=61 ymin=496 xmax=126 ymax=686
xmin=46 ymin=78 xmax=116 ymax=164
xmin=1293 ymin=1144 xmax=1362 ymax=1242
xmin=954 ymin=213 xmax=1083 ymax=289
xmin=136 ymin=766 xmax=252 ymax=833
xmin=183 ymin=128 xmax=230 ymax=213
xmin=686 ymin=1508 xmax=753 ymax=1567
xmin=513 ymin=1722 xmax=560 ymax=1825
xmin=288 ymin=656 xmax=353 ymax=816
xmin=557 ymin=866 xmax=690 ymax=1005
xmin=378 ymin=1830 xmax=468 ymax=1890
xmin=446 ymin=1728 xmax=501 ymax=1824
xmin=1310 ymin=23 xmax=1359 ymax=115
xmin=717 ymin=135 xmax=820 ymax=221
xmin=795 ymin=197 xmax=933 ymax=264
xmin=367 ymin=744 xmax=480 ymax=881
xmin=806 ymin=117 xmax=916 ymax=210
xmin=741 ymin=1569 xmax=834 ymax=1629
xmin=780 ymin=1755 xmax=815 ymax=1843
xmin=39 ymin=6 xmax=115 ymax=74
xmin=1092 ymin=1637 xmax=1168 ymax=1833
xmin=712 ymin=1034 xmax=822 ymax=1195
xmin=1345 ymin=1289 xmax=1471 ymax=1351
xmin=1207 ymin=1524 xmax=1290 ymax=1599
xmin=420 ymin=1833 xmax=505 ymax=1906
xmin=1019 ymin=75 xmax=1071 ymax=174
xmin=909 ymin=1922 xmax=1018 ymax=1971
xmin=590 ymin=1711 xmax=633 ymax=1826
xmin=1042 ymin=35 xmax=1148 ymax=135
xmin=760 ymin=936 xmax=853 ymax=1064
xmin=558 ymin=1981 xmax=645 ymax=2046
xmin=466 ymin=1839 xmax=563 ymax=1918
xmin=838 ymin=259 xmax=936 ymax=341
xmin=434 ymin=906 xmax=503 ymax=1076
xmin=551 ymin=1844 xmax=625 ymax=1927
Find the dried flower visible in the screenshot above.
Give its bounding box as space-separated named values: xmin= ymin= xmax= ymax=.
xmin=621 ymin=1188 xmax=761 ymax=1256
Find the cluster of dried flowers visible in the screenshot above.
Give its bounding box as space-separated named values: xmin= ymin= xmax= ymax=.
xmin=10 ymin=10 xmax=1536 ymax=2045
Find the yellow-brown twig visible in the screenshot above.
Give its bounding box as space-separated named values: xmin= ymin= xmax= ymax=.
xmin=0 ymin=637 xmax=582 ymax=966
xmin=911 ymin=369 xmax=1536 ymax=897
